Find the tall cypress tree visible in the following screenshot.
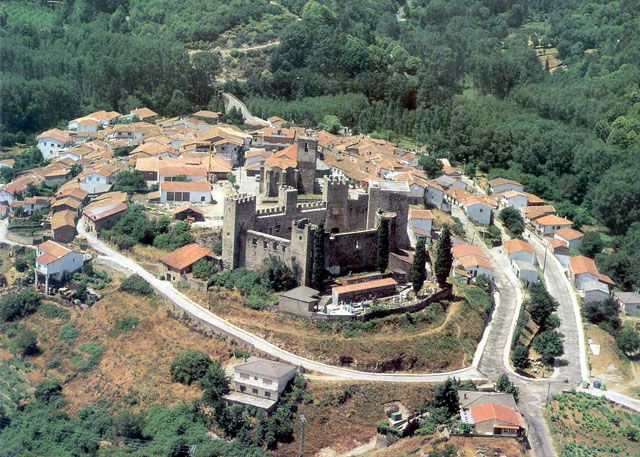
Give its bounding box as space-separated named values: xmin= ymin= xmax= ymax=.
xmin=435 ymin=227 xmax=453 ymax=287
xmin=410 ymin=237 xmax=427 ymax=293
xmin=311 ymin=223 xmax=325 ymax=290
xmin=376 ymin=218 xmax=389 ymax=272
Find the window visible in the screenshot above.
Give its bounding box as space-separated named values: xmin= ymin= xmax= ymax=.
xmin=201 ymin=196 xmax=206 ymax=202
xmin=263 ymin=379 xmax=272 ymax=385
xmin=252 ymin=388 xmax=258 ymax=395
xmin=264 ymin=391 xmax=271 ymax=398
xmin=240 ymin=373 xmax=249 ymax=380
xmin=240 ymin=385 xmax=246 ymax=392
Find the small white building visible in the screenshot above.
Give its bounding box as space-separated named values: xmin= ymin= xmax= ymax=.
xmin=158 ymin=165 xmax=208 ymax=182
xmin=159 ymin=181 xmax=212 ymax=203
xmin=502 ymin=239 xmax=536 ymax=265
xmin=425 ymin=181 xmax=446 ymax=209
xmin=512 ymin=260 xmax=539 ymax=284
xmin=463 ymin=198 xmax=493 ymax=225
xmin=408 ymin=208 xmax=434 ymax=236
xmin=488 ymin=178 xmax=524 ymax=195
xmin=225 ymin=357 xmax=297 ymax=411
xmin=36 ymin=129 xmax=74 ymax=159
xmin=35 ymin=241 xmax=87 ymax=293
xmin=457 ymin=256 xmax=494 ymax=280
xmin=554 ymin=228 xmax=584 ymax=250
xmin=582 ymin=280 xmax=610 ymax=303
xmin=0 ymin=187 xmax=15 ymax=204
xmin=614 ymin=291 xmax=640 ymax=317
xmin=569 ymin=255 xmax=614 ymax=291
xmin=499 ymin=190 xmax=528 ymax=210
xmin=532 ymin=215 xmax=573 ymax=237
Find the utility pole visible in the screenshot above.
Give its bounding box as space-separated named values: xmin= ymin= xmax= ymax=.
xmin=542 ymin=246 xmax=548 ymax=274
xmin=546 ymin=381 xmax=551 ymax=405
xmin=299 ymin=415 xmax=307 ymax=457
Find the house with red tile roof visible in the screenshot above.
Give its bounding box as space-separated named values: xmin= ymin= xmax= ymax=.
xmin=531 ymin=214 xmax=573 ymax=236
xmin=51 ymin=209 xmax=77 ymax=243
xmin=462 ymin=402 xmax=525 ymax=436
xmin=331 ymin=277 xmax=398 ymax=304
xmin=554 ymin=228 xmax=584 ymax=250
xmin=160 ymin=243 xmax=214 ymax=282
xmin=36 ymin=128 xmax=74 ymax=159
xmin=83 ymin=201 xmax=128 ymax=233
xmin=159 ymin=181 xmax=212 ymax=203
xmin=35 ymin=241 xmax=86 ymax=292
xmin=502 ymin=239 xmax=536 ymax=264
xmin=569 ymin=255 xmax=614 ymax=291
xmin=488 ymin=178 xmax=524 ymax=195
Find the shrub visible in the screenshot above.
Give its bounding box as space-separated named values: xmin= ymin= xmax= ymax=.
xmin=499 ymin=207 xmax=525 ymax=237
xmin=512 ymin=344 xmax=530 ymax=370
xmin=153 ymin=221 xmax=193 ymax=251
xmin=0 ymin=287 xmax=41 ymax=321
xmin=110 ymin=315 xmax=140 ymax=336
xmin=119 ymin=274 xmax=153 ymax=296
xmin=113 ymin=171 xmax=148 ymax=194
xmin=532 ymin=330 xmax=565 ymax=364
xmin=34 ymin=379 xmax=63 ymax=403
xmin=199 ymin=360 xmax=229 ymax=403
xmin=71 ymin=342 xmax=105 ymax=372
xmin=616 ymin=323 xmax=640 ymax=356
xmin=13 ymin=328 xmax=38 ymax=356
xmin=192 ymin=259 xmax=219 ymax=280
xmin=170 ymin=349 xmax=212 ymax=385
xmin=40 ymin=303 xmax=70 ymax=319
xmin=58 ymin=322 xmax=79 ymax=345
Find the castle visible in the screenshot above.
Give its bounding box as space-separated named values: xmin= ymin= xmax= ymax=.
xmin=222 ymin=176 xmax=412 ymax=286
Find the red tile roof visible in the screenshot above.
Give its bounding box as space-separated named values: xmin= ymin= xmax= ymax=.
xmin=332 ymin=277 xmax=397 ymax=294
xmin=569 ymin=255 xmax=598 ymax=276
xmin=160 ymin=181 xmax=211 ymax=192
xmin=452 ymin=244 xmax=485 ymax=259
xmin=554 ymin=228 xmax=583 ymax=241
xmin=503 ymin=239 xmax=534 ymax=254
xmin=534 ymin=215 xmax=572 ymax=227
xmin=160 ymin=243 xmax=213 ymax=271
xmin=469 ymin=403 xmax=524 ymax=428
xmin=37 ymin=128 xmax=73 ymax=144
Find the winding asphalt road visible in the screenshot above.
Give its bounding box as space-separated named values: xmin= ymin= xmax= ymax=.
xmin=76 ymin=218 xmax=487 ymax=383
xmin=221 ymin=92 xmax=271 ymax=127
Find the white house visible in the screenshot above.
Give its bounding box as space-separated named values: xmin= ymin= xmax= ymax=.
xmin=463 ymin=198 xmax=493 ymax=225
xmin=35 ymin=241 xmax=87 ymax=293
xmin=502 ymin=239 xmax=536 ymax=264
xmin=569 ymin=255 xmax=614 ymax=291
xmin=36 ymin=129 xmax=74 ymax=159
xmin=435 ymin=175 xmax=466 ymax=190
xmin=79 ymin=164 xmax=120 ymax=194
xmin=425 ymin=181 xmax=446 ymax=210
xmin=158 ymin=165 xmax=208 ymax=182
xmin=512 ymin=260 xmax=539 ymax=284
xmin=408 ymin=208 xmax=434 ymax=238
xmin=457 ymin=256 xmax=494 ymax=280
xmin=614 ymin=292 xmax=640 ymax=317
xmin=0 ymin=187 xmax=15 ymax=204
xmin=532 ymin=215 xmax=573 ymax=237
xmin=499 ymin=190 xmax=528 ymax=210
xmin=582 ymin=280 xmax=610 ymax=303
xmin=554 ymin=228 xmax=584 ymax=250
xmin=488 ymin=178 xmax=524 ymax=195
xmin=159 ymin=181 xmax=212 ymax=203
xmin=224 ymin=357 xmax=297 ymax=411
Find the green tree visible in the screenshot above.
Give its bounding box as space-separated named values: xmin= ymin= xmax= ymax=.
xmin=319 ymin=115 xmax=342 ymax=134
xmin=418 ymin=154 xmax=443 ymax=179
xmin=433 ymin=377 xmax=459 ymax=416
xmin=200 ymin=360 xmax=230 ymax=404
xmin=261 ymin=256 xmax=298 ymax=292
xmin=13 ymin=328 xmax=38 ymax=356
xmin=495 ymin=373 xmax=519 ymax=401
xmin=34 ymin=379 xmax=63 ymax=403
xmin=192 ymin=259 xmax=219 ymax=281
xmin=579 ymin=231 xmax=604 ymax=257
xmin=311 ymin=223 xmax=325 ymax=290
xmin=616 ymin=323 xmax=640 ymax=356
xmin=170 ymin=349 xmax=212 ymax=385
xmin=532 ymin=330 xmax=565 ymax=365
xmin=376 ymin=218 xmax=390 ymax=272
xmin=435 ymin=228 xmax=453 ymax=287
xmin=512 ymin=344 xmax=529 ymax=370
xmin=0 ymin=287 xmax=41 ymax=321
xmin=113 ymin=171 xmax=147 ymax=194
xmin=410 ymin=238 xmax=427 ymax=293
xmin=499 ymin=207 xmax=525 ymax=237
xmin=527 ymin=283 xmax=559 ymax=329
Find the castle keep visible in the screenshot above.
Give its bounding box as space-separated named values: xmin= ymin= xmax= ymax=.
xmin=222 ymin=176 xmax=411 ymax=286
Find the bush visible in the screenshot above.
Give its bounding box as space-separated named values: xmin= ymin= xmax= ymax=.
xmin=499 ymin=207 xmax=525 ymax=237
xmin=58 ymin=322 xmax=79 ymax=345
xmin=170 ymin=349 xmax=212 ymax=385
xmin=40 ymin=303 xmax=70 ymax=320
xmin=616 ymin=323 xmax=640 ymax=356
xmin=0 ymin=287 xmax=41 ymax=321
xmin=192 ymin=259 xmax=219 ymax=280
xmin=113 ymin=171 xmax=148 ymax=194
xmin=200 ymin=360 xmax=230 ymax=404
xmin=512 ymin=344 xmax=529 ymax=370
xmin=152 ymin=221 xmax=194 ymax=251
xmin=34 ymin=379 xmax=63 ymax=403
xmin=532 ymin=330 xmax=565 ymax=364
xmin=12 ymin=328 xmax=38 ymax=356
xmin=110 ymin=316 xmax=140 ymax=336
xmin=119 ymin=274 xmax=153 ymax=296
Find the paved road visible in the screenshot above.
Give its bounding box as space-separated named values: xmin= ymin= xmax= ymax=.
xmin=221 ymin=92 xmax=271 ymax=127
xmin=76 ymin=218 xmax=486 ymax=383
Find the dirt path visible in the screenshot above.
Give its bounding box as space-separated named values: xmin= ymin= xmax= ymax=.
xmin=218 ymin=40 xmax=280 ymax=56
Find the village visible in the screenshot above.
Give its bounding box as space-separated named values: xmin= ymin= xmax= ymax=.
xmin=1 ymin=102 xmax=639 ymax=456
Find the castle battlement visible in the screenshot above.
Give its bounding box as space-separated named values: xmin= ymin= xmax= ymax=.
xmin=326 ymin=175 xmax=349 ymax=186
xmin=256 ymin=206 xmax=286 ymax=216
xmin=226 ymin=193 xmax=257 ymax=204
xmin=279 ymin=185 xmax=297 ymax=192
xmin=297 ymin=201 xmax=326 ymax=210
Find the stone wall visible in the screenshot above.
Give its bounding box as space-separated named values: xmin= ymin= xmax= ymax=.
xmin=324 ymin=229 xmax=378 ymax=275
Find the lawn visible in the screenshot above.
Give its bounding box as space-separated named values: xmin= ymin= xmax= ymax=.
xmin=547 ymin=392 xmax=640 ymax=456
